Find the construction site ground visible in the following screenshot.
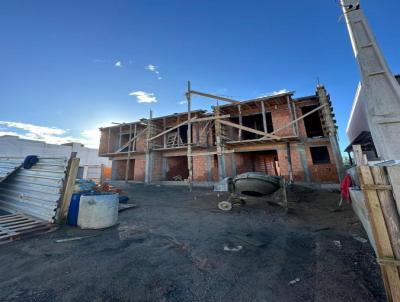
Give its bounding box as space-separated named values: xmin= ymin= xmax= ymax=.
xmin=0 ymin=183 xmax=385 ymax=302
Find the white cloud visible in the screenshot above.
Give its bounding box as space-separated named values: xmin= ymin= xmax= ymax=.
xmin=179 ymin=100 xmax=188 ymax=105
xmin=80 ymin=128 xmax=101 ymax=149
xmin=271 ymin=89 xmax=289 ymax=96
xmin=115 ymin=61 xmax=122 ymax=67
xmin=128 ymin=91 xmax=158 ymax=103
xmin=145 ymin=64 xmax=163 ymax=80
xmin=145 ymin=64 xmax=157 ymax=72
xmin=257 ymin=89 xmax=290 ymax=98
xmin=0 ymin=121 xmax=100 ymax=149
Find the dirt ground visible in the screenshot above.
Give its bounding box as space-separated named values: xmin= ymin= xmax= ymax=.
xmin=0 ymin=183 xmax=385 ymax=302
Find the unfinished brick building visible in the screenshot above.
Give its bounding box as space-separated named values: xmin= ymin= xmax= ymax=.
xmin=99 ymin=84 xmax=343 ymax=185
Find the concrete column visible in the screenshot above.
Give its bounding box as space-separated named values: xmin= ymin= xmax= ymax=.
xmin=297 ymin=144 xmax=311 ymax=183
xmin=231 ymin=153 xmax=237 ymax=177
xmin=217 ymin=154 xmax=226 ymax=180
xmin=111 ymin=160 xmax=118 ymax=180
xmin=162 ymin=157 xmax=168 ymax=181
xmin=206 ymin=155 xmax=212 ymax=181
xmin=145 ymin=152 xmax=153 ymax=183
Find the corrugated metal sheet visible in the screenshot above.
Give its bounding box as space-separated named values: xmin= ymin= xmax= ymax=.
xmin=0 ymin=157 xmax=68 ymax=222
xmin=0 ymin=158 xmax=23 ymax=183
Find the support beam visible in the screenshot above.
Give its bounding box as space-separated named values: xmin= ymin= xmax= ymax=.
xmin=286 ymin=142 xmax=293 ymax=184
xmin=163 ymin=118 xmax=167 ymax=148
xmin=115 ymin=127 xmax=147 ymax=153
xmin=187 ymin=81 xmax=193 ymax=191
xmin=148 ymin=118 xmax=194 ymax=142
xmin=219 ymin=120 xmax=281 ymax=140
xmin=189 ymin=90 xmax=241 ymax=105
xmin=270 ymin=103 xmax=328 ymax=135
xmin=261 ymin=100 xmax=268 ymax=133
xmin=191 ymin=115 xmax=230 ymax=123
xmin=125 ymin=124 xmax=132 ymax=182
xmin=107 ymin=128 xmax=111 ymax=153
xmin=238 ymin=105 xmax=242 ymax=141
xmin=215 ymin=105 xmax=226 ymax=180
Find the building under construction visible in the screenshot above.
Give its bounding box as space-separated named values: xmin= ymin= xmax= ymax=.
xmin=99 ymin=84 xmax=343 ymax=184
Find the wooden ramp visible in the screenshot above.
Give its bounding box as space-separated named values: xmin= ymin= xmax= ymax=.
xmin=0 ymin=213 xmax=54 ymax=244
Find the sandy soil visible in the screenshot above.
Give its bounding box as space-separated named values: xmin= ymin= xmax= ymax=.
xmin=0 ymin=183 xmax=385 ymax=302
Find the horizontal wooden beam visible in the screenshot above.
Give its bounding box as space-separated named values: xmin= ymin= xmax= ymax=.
xmin=191 ymin=114 xmax=230 ymax=123
xmin=189 ymin=90 xmax=241 ymax=105
xmin=270 ymin=103 xmax=328 ymax=135
xmin=148 ymin=118 xmax=195 ymax=142
xmin=188 ymin=150 xmax=235 ymax=157
xmin=115 ymin=127 xmax=147 ymax=153
xmin=219 ymin=120 xmax=281 ymax=140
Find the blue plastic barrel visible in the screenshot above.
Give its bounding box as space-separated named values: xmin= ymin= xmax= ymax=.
xmin=67 ymin=193 xmax=83 ymax=226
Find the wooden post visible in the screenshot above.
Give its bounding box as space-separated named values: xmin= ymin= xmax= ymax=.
xmin=261 ymin=100 xmax=267 ymax=133
xmin=187 ymin=81 xmax=193 ymax=191
xmin=163 ymin=118 xmax=167 ymax=148
xmin=286 ymin=142 xmax=293 ymax=184
xmin=353 ymin=145 xmax=366 ymax=166
xmin=177 ymin=115 xmax=181 ymax=147
xmin=118 ymin=125 xmax=122 ymax=149
xmin=358 ymin=166 xmax=400 ymax=301
xmin=292 ymin=101 xmax=299 ymax=136
xmin=125 ymin=124 xmax=132 ymax=182
xmin=238 ymin=104 xmax=242 ymax=141
xmin=215 ymin=103 xmax=226 ymax=180
xmin=57 ymin=152 xmax=80 ymax=222
xmin=133 ymin=123 xmax=137 ymax=152
xmin=145 ymin=110 xmax=153 ymax=183
xmin=286 ymin=95 xmax=297 ymax=136
xmin=107 ymin=128 xmax=111 ymax=153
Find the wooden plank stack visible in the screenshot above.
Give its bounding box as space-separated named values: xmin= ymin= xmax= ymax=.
xmin=354 ymin=145 xmax=400 ymax=301
xmin=0 ymin=213 xmax=54 ymax=244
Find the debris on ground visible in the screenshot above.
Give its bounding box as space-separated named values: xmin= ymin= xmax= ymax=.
xmin=118 ymin=203 xmax=137 ymax=212
xmin=223 ymin=245 xmax=243 ymax=252
xmin=333 ymin=240 xmax=342 ymax=248
xmin=352 ymin=234 xmax=368 ymax=243
xmin=288 ymin=278 xmax=301 ymax=285
xmin=119 ymin=196 xmax=130 ymax=204
xmin=233 ymin=234 xmax=265 ymax=247
xmin=55 ymin=235 xmax=97 ymax=243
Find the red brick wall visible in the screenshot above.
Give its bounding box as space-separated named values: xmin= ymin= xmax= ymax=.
xmin=166 ymin=157 xmax=188 ymax=180
xmin=304 ymin=142 xmax=339 ymax=183
xmin=134 ymin=159 xmax=145 ymax=181
xmin=151 ymin=152 xmax=163 ymax=181
xmin=193 ymin=155 xmax=209 ymax=181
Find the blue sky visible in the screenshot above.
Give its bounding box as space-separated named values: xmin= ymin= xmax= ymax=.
xmin=0 ymin=0 xmax=399 ymax=149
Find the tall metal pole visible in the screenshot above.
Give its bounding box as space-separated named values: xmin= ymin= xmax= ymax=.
xmin=341 ymin=0 xmax=400 ymax=160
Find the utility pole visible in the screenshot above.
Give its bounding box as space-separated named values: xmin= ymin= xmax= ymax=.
xmin=340 ymin=0 xmax=400 ymax=160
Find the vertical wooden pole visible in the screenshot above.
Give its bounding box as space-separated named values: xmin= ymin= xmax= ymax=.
xmin=187 ymin=81 xmax=193 ymax=191
xmin=261 ymin=100 xmax=267 ymax=133
xmin=125 ymin=124 xmax=132 ymax=182
xmin=177 ymin=115 xmax=181 ymax=146
xmin=133 ymin=123 xmax=137 ymax=152
xmin=286 ymin=95 xmax=297 ymax=136
xmin=118 ymin=125 xmax=122 ymax=149
xmin=145 ymin=110 xmax=153 ymax=183
xmin=163 ymin=118 xmax=167 ymax=148
xmin=57 ymin=152 xmax=80 ymax=222
xmin=237 ymin=104 xmax=242 ymax=141
xmin=215 ymin=102 xmax=225 ymax=180
xmin=286 ymin=142 xmax=293 ymax=184
xmin=107 ymin=128 xmax=111 ymax=153
xmin=292 ymin=101 xmax=299 ymax=136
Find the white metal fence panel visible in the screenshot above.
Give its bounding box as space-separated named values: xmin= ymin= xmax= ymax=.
xmin=0 ymin=157 xmax=68 ymax=222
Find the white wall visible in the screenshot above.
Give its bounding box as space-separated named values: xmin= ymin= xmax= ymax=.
xmin=0 ymin=135 xmax=110 ymax=166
